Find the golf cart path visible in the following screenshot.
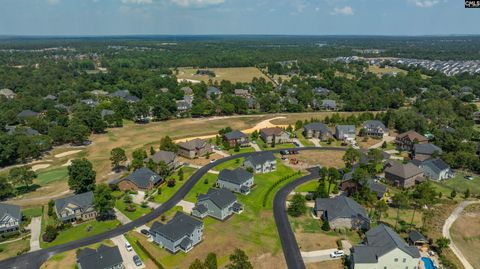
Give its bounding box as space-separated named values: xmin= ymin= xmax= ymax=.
xmin=442 ymin=200 xmax=480 ymax=269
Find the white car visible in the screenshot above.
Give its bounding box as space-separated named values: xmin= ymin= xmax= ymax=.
xmin=330 ymin=250 xmax=345 ymax=258
xmin=125 ymin=242 xmax=133 ymax=252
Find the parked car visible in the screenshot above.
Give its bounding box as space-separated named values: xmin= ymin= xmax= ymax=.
xmin=210 ymin=159 xmax=216 ymax=163
xmin=125 ymin=242 xmax=133 ymax=252
xmin=293 ymin=141 xmax=300 ymax=147
xmin=133 ymin=255 xmax=142 ymax=266
xmin=280 ymin=150 xmax=290 ymax=155
xmin=330 ymin=250 xmax=344 ymax=258
xmin=465 ymin=175 xmax=474 ymax=181
xmin=140 ymin=229 xmax=150 ymax=237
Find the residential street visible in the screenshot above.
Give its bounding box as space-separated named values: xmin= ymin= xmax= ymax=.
xmin=111 ymin=235 xmax=145 ymax=269
xmin=29 ymin=217 xmax=42 ymax=252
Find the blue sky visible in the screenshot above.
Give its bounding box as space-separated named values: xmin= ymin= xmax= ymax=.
xmin=0 ymin=0 xmax=478 ymax=36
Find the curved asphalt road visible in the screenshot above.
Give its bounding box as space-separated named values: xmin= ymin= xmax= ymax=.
xmin=0 ymin=146 xmax=345 ymax=269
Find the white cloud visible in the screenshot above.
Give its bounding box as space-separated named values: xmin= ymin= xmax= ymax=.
xmin=331 ymin=6 xmax=353 ymax=15
xmin=121 ymin=0 xmax=153 ymax=4
xmin=409 ymin=0 xmax=439 ymax=8
xmin=170 ymin=0 xmax=225 ymax=7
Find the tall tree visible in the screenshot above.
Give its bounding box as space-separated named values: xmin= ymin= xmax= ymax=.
xmin=342 ymin=147 xmax=360 ymax=168
xmin=9 ymin=166 xmax=36 ymax=189
xmin=93 ymin=184 xmax=114 ymax=219
xmin=327 ymin=168 xmax=340 ymax=195
xmin=204 ymin=252 xmax=218 ymax=269
xmin=131 ymin=148 xmax=147 ymax=170
xmin=392 ymin=191 xmax=409 ymax=230
xmin=110 ymin=147 xmax=127 ymax=171
xmin=68 ymin=158 xmax=96 ymax=193
xmin=0 ymin=176 xmax=14 ymax=199
xmin=226 ymin=248 xmax=253 ymax=269
xmin=189 ymin=259 xmax=206 ymax=269
xmin=160 ymin=136 xmax=179 ymax=153
xmin=287 ymin=194 xmax=307 ymax=217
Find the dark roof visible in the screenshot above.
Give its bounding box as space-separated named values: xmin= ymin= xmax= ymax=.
xmin=179 ymin=138 xmax=209 ymax=151
xmin=321 ymin=99 xmax=336 ymax=108
xmin=17 ymin=110 xmax=39 ymax=118
xmin=109 ymin=90 xmax=139 ymax=102
xmin=315 ymin=196 xmax=369 ymax=222
xmin=217 ymin=168 xmax=252 ymax=186
xmin=422 ymin=158 xmax=450 ymax=173
xmin=54 ymin=191 xmax=94 ymax=216
xmin=384 ymin=162 xmax=423 ymax=179
xmin=304 ymin=122 xmax=331 ymax=133
xmin=396 ymin=130 xmax=428 ymax=142
xmin=408 ymin=230 xmax=428 ymax=244
xmin=123 ymin=167 xmax=163 ymax=189
xmin=198 ymin=188 xmax=237 ymax=209
xmin=145 ymin=150 xmax=176 ymax=164
xmin=363 ymin=179 xmax=387 ymax=199
xmin=414 ymin=143 xmax=442 ymax=155
xmin=0 ymin=203 xmax=21 ymax=221
xmin=363 ymin=120 xmax=388 ymax=132
xmin=206 ymin=86 xmax=221 ymax=97
xmin=224 ymin=130 xmax=247 ymax=140
xmin=244 ymin=152 xmax=276 ymax=166
xmin=353 ymin=224 xmax=420 ymax=263
xmin=6 ymin=126 xmax=40 ymax=136
xmin=77 ymin=245 xmax=123 ymax=269
xmin=192 ymin=204 xmax=208 ymax=214
xmin=359 ymin=149 xmax=390 ymax=165
xmin=336 ymin=125 xmax=355 ymax=134
xmin=260 ymin=127 xmax=285 ymax=137
xmin=150 ymin=212 xmax=203 ymax=242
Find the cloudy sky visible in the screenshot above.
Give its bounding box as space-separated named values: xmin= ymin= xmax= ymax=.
xmin=0 ymin=0 xmax=478 ymax=36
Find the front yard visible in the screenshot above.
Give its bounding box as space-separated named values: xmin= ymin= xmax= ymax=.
xmin=115 ymin=199 xmax=152 ymax=220
xmin=154 ymin=167 xmax=197 ymax=204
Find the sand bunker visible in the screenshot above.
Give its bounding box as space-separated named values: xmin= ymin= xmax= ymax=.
xmin=31 ymin=164 xmax=51 ymax=171
xmin=54 ymin=150 xmax=82 ymax=158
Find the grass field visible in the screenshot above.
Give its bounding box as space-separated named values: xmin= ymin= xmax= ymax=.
xmin=184 ymin=173 xmax=218 ymax=202
xmin=228 ymin=146 xmax=256 ymax=155
xmin=295 ymin=181 xmax=319 ymax=193
xmin=22 ymin=207 xmax=43 ymax=218
xmin=175 ymin=67 xmax=269 ymax=83
xmin=115 ymin=200 xmax=152 ymax=220
xmin=211 ymin=157 xmax=244 ymax=171
xmin=450 ymin=204 xmax=480 ymax=269
xmin=368 ymin=66 xmax=407 ymax=76
xmin=0 ymin=239 xmax=30 ymax=261
xmin=35 ymin=167 xmax=68 ymax=185
xmin=154 ymin=167 xmax=197 ymax=204
xmin=433 ymin=172 xmax=480 ymax=196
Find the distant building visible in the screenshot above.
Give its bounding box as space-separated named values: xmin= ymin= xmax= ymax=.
xmin=362 ymin=120 xmax=389 ymax=138
xmin=16 ymin=109 xmax=39 ymax=119
xmin=206 ymin=86 xmax=221 ymax=99
xmin=43 ymin=94 xmax=57 ymax=101
xmin=109 ymin=90 xmax=139 ymax=103
xmin=243 ymin=152 xmax=276 ymax=174
xmin=177 ymin=138 xmax=212 ymax=159
xmin=321 ymin=99 xmax=337 ymax=110
xmin=0 ymin=203 xmax=21 ymax=234
xmin=303 ymin=122 xmax=332 ymax=141
xmin=77 ymin=245 xmax=123 ymax=269
xmin=5 ymin=126 xmax=40 ymax=136
xmin=395 ymin=130 xmax=428 ymax=151
xmin=314 ymin=196 xmax=370 ymax=230
xmin=0 ymin=88 xmax=16 ymax=99
xmin=181 ymin=87 xmax=193 ymax=96
xmin=117 ymin=167 xmax=163 ymax=191
xmin=192 ymin=188 xmax=243 ymax=220
xmin=216 ymin=168 xmax=254 ymax=195
xmin=335 ymin=125 xmax=356 ymax=140
xmin=54 ymin=192 xmax=97 ymax=223
xmin=234 ymin=89 xmax=250 ymax=98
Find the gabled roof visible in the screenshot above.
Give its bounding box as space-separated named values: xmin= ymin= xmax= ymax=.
xmin=224 ymin=130 xmax=247 ymax=140
xmin=181 ymin=87 xmax=193 ymax=95
xmin=336 ymin=125 xmax=355 ymax=133
xmin=408 ymin=230 xmax=428 ymax=244
xmin=206 ymin=86 xmax=221 ymax=96
xmin=150 ymin=211 xmax=202 ymax=242
xmin=178 ymin=138 xmax=209 ymax=151
xmin=396 ymin=130 xmax=428 ymax=142
xmin=359 ymin=149 xmax=390 ymax=164
xmin=321 ymin=99 xmax=336 ymax=108
xmin=17 ymin=110 xmax=39 ymax=118
xmin=123 ymin=167 xmax=163 ymax=189
xmin=145 ymin=150 xmax=176 ymax=164
xmin=362 ymin=179 xmax=387 ymax=199
xmin=6 ymin=126 xmax=40 ymax=136
xmin=414 ymin=143 xmax=442 ymax=155
xmin=192 ymin=204 xmax=208 ymax=214
xmin=260 ymin=127 xmax=285 ymax=136
xmin=304 ymin=122 xmax=331 ymax=133
xmin=198 ymin=188 xmax=237 ymax=209
xmin=363 ymin=120 xmax=388 ymax=132
xmin=55 ymin=191 xmax=94 ymax=215
xmin=244 ymin=152 xmax=275 ymax=166
xmin=77 ymin=245 xmax=123 ymax=269
xmin=422 ymin=158 xmax=451 ymax=174
xmin=0 ymin=203 xmax=21 ymax=221
xmin=353 ymin=224 xmax=420 ymax=264
xmin=314 ymin=196 xmax=369 ymax=222
xmin=384 ymin=162 xmax=423 ymax=179
xmin=217 ymin=168 xmax=252 ymax=186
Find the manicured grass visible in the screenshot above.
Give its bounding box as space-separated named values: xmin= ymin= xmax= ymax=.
xmin=115 ymin=199 xmax=152 ymax=220
xmin=183 ymin=173 xmax=218 ymax=203
xmin=154 ymin=167 xmax=197 ymax=204
xmin=0 ymin=239 xmax=30 ymax=261
xmin=295 ymin=131 xmax=314 ymax=147
xmin=41 ymin=220 xmax=120 ymax=248
xmin=228 ymin=147 xmax=255 ymax=155
xmin=35 ymin=167 xmax=68 ymax=185
xmin=433 ymin=172 xmax=480 ymax=195
xmin=211 ymin=158 xmax=244 ymax=171
xmin=295 ymin=181 xmax=319 ymax=193
xmin=257 ymin=139 xmax=296 ymax=150
xmin=22 ymin=207 xmax=43 ymax=218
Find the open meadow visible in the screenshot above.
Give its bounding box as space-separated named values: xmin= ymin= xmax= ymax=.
xmin=176 ymin=67 xmax=269 ymax=83
xmin=450 ymin=203 xmax=480 ymax=269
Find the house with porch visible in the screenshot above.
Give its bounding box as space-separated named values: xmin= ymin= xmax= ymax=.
xmin=54 ymin=191 xmax=97 ymax=223
xmin=223 ymin=130 xmax=249 ymax=147
xmin=362 ymin=120 xmax=389 ymax=138
xmin=0 ymin=203 xmax=22 ymax=234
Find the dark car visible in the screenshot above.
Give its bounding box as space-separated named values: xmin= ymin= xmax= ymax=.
xmin=133 ymin=255 xmax=142 ymax=266
xmin=140 ymin=229 xmax=150 ymax=237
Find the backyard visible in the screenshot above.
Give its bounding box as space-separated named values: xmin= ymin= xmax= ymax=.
xmin=450 ymin=203 xmax=480 ymax=269
xmin=115 ymin=199 xmax=152 ymax=220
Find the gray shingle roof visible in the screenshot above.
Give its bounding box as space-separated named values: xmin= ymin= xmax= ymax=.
xmin=224 ymin=130 xmax=247 ymax=140
xmin=244 ymin=152 xmax=275 ymax=166
xmin=353 ymin=224 xmax=420 ymax=264
xmin=408 ymin=230 xmax=428 ymax=244
xmin=217 ymin=168 xmax=252 ymax=186
xmin=179 ymin=138 xmax=209 ymax=151
xmin=77 ymin=245 xmax=123 ymax=269
xmin=414 ymin=143 xmax=442 ymax=155
xmin=363 ymin=120 xmax=388 ymax=132
xmin=54 ymin=191 xmax=94 ymax=217
xmin=123 ymin=167 xmax=163 ymax=189
xmin=321 ymin=99 xmax=336 ymax=108
xmin=17 ymin=110 xmax=39 ymax=118
xmin=336 ymin=125 xmax=355 ymax=134
xmin=0 ymin=203 xmax=21 ymax=222
xmin=422 ymin=158 xmax=450 ymax=173
xmin=304 ymin=122 xmax=330 ymax=133
xmin=314 ymin=196 xmax=369 ymax=222
xmin=6 ymin=126 xmax=40 ymax=136
xmin=192 ymin=204 xmax=208 ymax=214
xmin=145 ymin=150 xmax=176 ymax=164
xmin=198 ymin=188 xmax=237 ymax=209
xmin=150 ymin=212 xmax=202 ymax=242
xmin=384 ymin=162 xmax=423 ymax=179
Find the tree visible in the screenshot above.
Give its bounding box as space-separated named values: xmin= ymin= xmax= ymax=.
xmin=42 ymin=225 xmax=58 ymax=243
xmin=392 ymin=191 xmax=409 ymax=230
xmin=48 ymin=200 xmax=55 ymax=216
xmin=0 ymin=176 xmax=14 ymax=200
xmin=131 ymin=148 xmax=147 ymax=170
xmin=321 ymin=220 xmax=331 ymax=231
xmin=342 ymin=147 xmax=360 ymax=168
xmin=436 ymin=237 xmax=451 ymax=253
xmin=234 ymin=143 xmax=240 ymax=152
xmin=226 ymin=248 xmax=253 ymax=269
xmin=450 ymin=189 xmax=457 ymax=198
xmin=287 ymin=194 xmax=306 ymax=217
xmin=94 ymin=184 xmax=114 ymax=219
xmin=178 ymin=168 xmax=184 ymax=181
xmin=189 ymin=259 xmax=206 ymax=269
xmin=160 ymin=136 xmax=179 ymax=153
xmin=9 ymin=166 xmax=36 ymax=189
xmin=271 ymin=135 xmax=276 ymax=148
xmin=149 ymin=146 xmax=156 ymax=156
xmin=68 ymin=158 xmax=96 ymax=194
xmin=464 ymin=188 xmax=470 ymax=199
xmin=204 ymin=252 xmax=218 ymax=269
xmin=110 ymin=147 xmax=127 ymax=171
xmin=381 ymin=141 xmax=387 ymax=149
xmin=374 ymin=200 xmax=389 ymax=221
xmin=157 ymin=161 xmax=171 ymax=178
xmin=295 ymin=120 xmax=303 ymax=131
xmin=250 ymin=130 xmax=259 ymax=140
xmin=327 ymin=168 xmax=340 ymax=195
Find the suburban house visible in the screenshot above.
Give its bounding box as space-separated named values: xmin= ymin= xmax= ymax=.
xmin=321 ymin=99 xmax=337 ymax=110
xmin=384 ymin=162 xmax=424 ymax=188
xmin=351 ymin=224 xmax=421 ymax=269
xmin=181 ymin=86 xmax=193 ymax=96
xmin=150 ymin=211 xmax=203 ymax=253
xmin=117 ymin=167 xmax=163 ymax=191
xmin=216 ymin=168 xmax=254 ymax=195
xmin=192 ymin=188 xmax=243 ymax=220
xmin=395 ymin=130 xmax=429 ymax=151
xmin=206 ymin=86 xmax=221 ymax=99
xmin=54 ymin=191 xmax=97 ymax=222
xmin=260 ymin=127 xmax=291 ymax=144
xmin=243 ymin=152 xmax=276 ymax=174
xmin=0 ymin=88 xmax=16 ymax=99
xmin=362 ymin=120 xmax=389 ymax=137
xmin=176 ymin=100 xmax=191 ymax=113
xmin=359 ymin=149 xmax=391 ymax=165
xmin=234 ymin=89 xmax=250 ymax=98
xmin=413 ymin=143 xmax=443 ymax=161
xmin=314 ymin=196 xmax=370 ymax=230
xmin=335 ymin=125 xmax=356 ymax=140
xmin=223 ymin=130 xmax=249 ymax=147
xmin=16 ymin=109 xmax=39 ymax=119
xmin=178 ymin=138 xmax=212 ymax=159
xmin=109 ymin=90 xmax=140 ymax=103
xmin=6 ymin=126 xmax=40 ymax=136
xmin=144 ymin=150 xmax=179 ymax=170
xmin=77 ymin=245 xmax=123 ymax=269
xmin=0 ymin=203 xmax=22 ymax=234
xmin=303 ymin=122 xmax=333 ymax=141
xmin=414 ymin=158 xmax=454 ymax=181
xmin=340 ymin=178 xmax=388 ymax=201
xmin=408 ymin=230 xmax=429 ymax=247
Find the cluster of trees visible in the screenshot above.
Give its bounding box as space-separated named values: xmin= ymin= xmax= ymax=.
xmin=188 ymin=248 xmax=253 ymax=269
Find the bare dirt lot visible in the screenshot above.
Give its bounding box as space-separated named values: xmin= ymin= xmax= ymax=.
xmin=450 ymin=204 xmax=480 ymax=269
xmin=295 ymin=150 xmax=346 ymax=169
xmin=306 ymin=260 xmax=343 ymax=269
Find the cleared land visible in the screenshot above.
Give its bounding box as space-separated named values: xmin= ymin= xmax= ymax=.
xmin=368 ymin=65 xmax=407 ymax=76
xmin=295 ymin=150 xmax=346 ymax=169
xmin=176 ymin=67 xmax=269 ymax=83
xmin=450 ymin=204 xmax=480 ymax=269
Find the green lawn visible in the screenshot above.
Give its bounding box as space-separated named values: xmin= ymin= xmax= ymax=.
xmin=22 ymin=207 xmax=43 ymax=218
xmin=228 ymin=147 xmax=256 ymax=155
xmin=35 ymin=167 xmax=68 ymax=185
xmin=295 ymin=131 xmax=315 ymax=147
xmin=295 ymin=181 xmax=319 ymax=193
xmin=319 ymin=140 xmax=345 ymax=147
xmin=211 ymin=158 xmax=244 ymax=171
xmin=433 ymin=172 xmax=480 ymax=195
xmin=154 ymin=167 xmax=197 ymax=204
xmin=115 ymin=199 xmax=152 ymax=220
xmin=41 ymin=219 xmax=120 ymax=248
xmin=183 ymin=173 xmax=218 ymax=202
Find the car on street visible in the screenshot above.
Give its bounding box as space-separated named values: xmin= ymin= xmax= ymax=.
xmin=140 ymin=229 xmax=150 ymax=237
xmin=330 ymin=250 xmax=344 ymax=258
xmin=125 ymin=242 xmax=133 ymax=252
xmin=133 ymin=255 xmax=142 ymax=266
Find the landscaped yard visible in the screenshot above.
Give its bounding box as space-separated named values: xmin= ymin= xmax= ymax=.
xmin=183 ymin=173 xmax=218 ymax=202
xmin=228 ymin=146 xmax=256 ymax=155
xmin=115 ymin=199 xmax=152 ymax=220
xmin=0 ymin=239 xmax=30 ymax=261
xmin=211 ymin=157 xmax=244 ymax=171
xmin=22 ymin=206 xmax=43 ymax=218
xmin=154 ymin=167 xmax=197 ymax=204
xmin=295 ymin=181 xmax=319 ymax=193
xmin=295 ymin=131 xmax=315 ymax=147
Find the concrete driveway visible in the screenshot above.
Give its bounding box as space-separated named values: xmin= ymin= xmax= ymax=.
xmin=177 ymin=200 xmax=195 ymax=214
xmin=29 ymin=217 xmax=41 ymax=252
xmin=111 ymin=235 xmax=145 ymax=269
xmin=131 ymin=191 xmax=161 ymax=209
xmin=301 ymin=248 xmax=339 ymax=263
xmin=250 ymin=142 xmax=262 ymax=152
xmin=292 ymin=138 xmax=304 ymax=147
xmin=114 ymin=208 xmax=132 ymax=224
xmin=309 ymin=138 xmax=321 ymax=147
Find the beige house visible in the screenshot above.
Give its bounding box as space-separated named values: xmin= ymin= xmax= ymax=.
xmin=144 ymin=150 xmax=179 ymax=170
xmin=178 ymin=138 xmax=212 ymax=159
xmin=54 ymin=192 xmax=97 ymax=223
xmin=384 ymin=162 xmax=424 ymax=188
xmin=260 ymin=127 xmax=291 ymax=144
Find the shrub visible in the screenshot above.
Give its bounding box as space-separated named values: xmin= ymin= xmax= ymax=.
xmin=42 ymin=225 xmax=58 ymax=243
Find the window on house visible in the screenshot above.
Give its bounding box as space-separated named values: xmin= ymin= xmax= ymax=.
xmin=403 ymin=258 xmax=407 ymax=263
xmin=394 ymin=258 xmax=398 ymax=262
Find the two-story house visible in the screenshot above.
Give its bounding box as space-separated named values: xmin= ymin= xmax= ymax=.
xmin=116 ymin=167 xmax=163 ymax=191
xmin=0 ymin=203 xmax=22 ymax=234
xmin=178 ymin=138 xmax=212 ymax=159
xmin=395 ymin=130 xmax=428 ymax=151
xmin=335 ymin=125 xmax=356 ymax=141
xmin=216 ymin=168 xmax=254 ymax=195
xmin=260 ymin=127 xmax=291 ymax=144
xmin=413 ymin=158 xmax=454 ymax=181
xmin=413 ymin=143 xmax=442 ymax=161
xmin=150 ymin=212 xmax=203 ymax=253
xmin=303 ymin=122 xmax=333 ymax=141
xmin=144 ymin=150 xmax=179 ymax=170
xmin=362 ymin=120 xmax=389 ymax=138
xmin=314 ymin=196 xmax=370 ymax=230
xmin=77 ymin=244 xmax=124 ymax=269
xmin=192 ymin=188 xmax=243 ymax=220
xmin=384 ymin=162 xmax=424 ymax=188
xmin=54 ymin=191 xmax=97 ymax=223
xmin=243 ymin=152 xmax=276 ymax=174
xmin=223 ymin=130 xmax=249 ymax=147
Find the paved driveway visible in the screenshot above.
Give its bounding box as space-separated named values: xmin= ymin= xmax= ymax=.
xmin=29 ymin=217 xmax=42 ymax=252
xmin=111 ymin=235 xmax=145 ymax=269
xmin=309 ymin=138 xmax=321 ymax=147
xmin=301 ymin=248 xmax=338 ymax=263
xmin=292 ymin=138 xmax=304 ymax=147
xmin=114 ymin=208 xmax=132 ymax=224
xmin=177 ymin=200 xmax=195 ymax=214
xmin=250 ymin=142 xmax=262 ymax=152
